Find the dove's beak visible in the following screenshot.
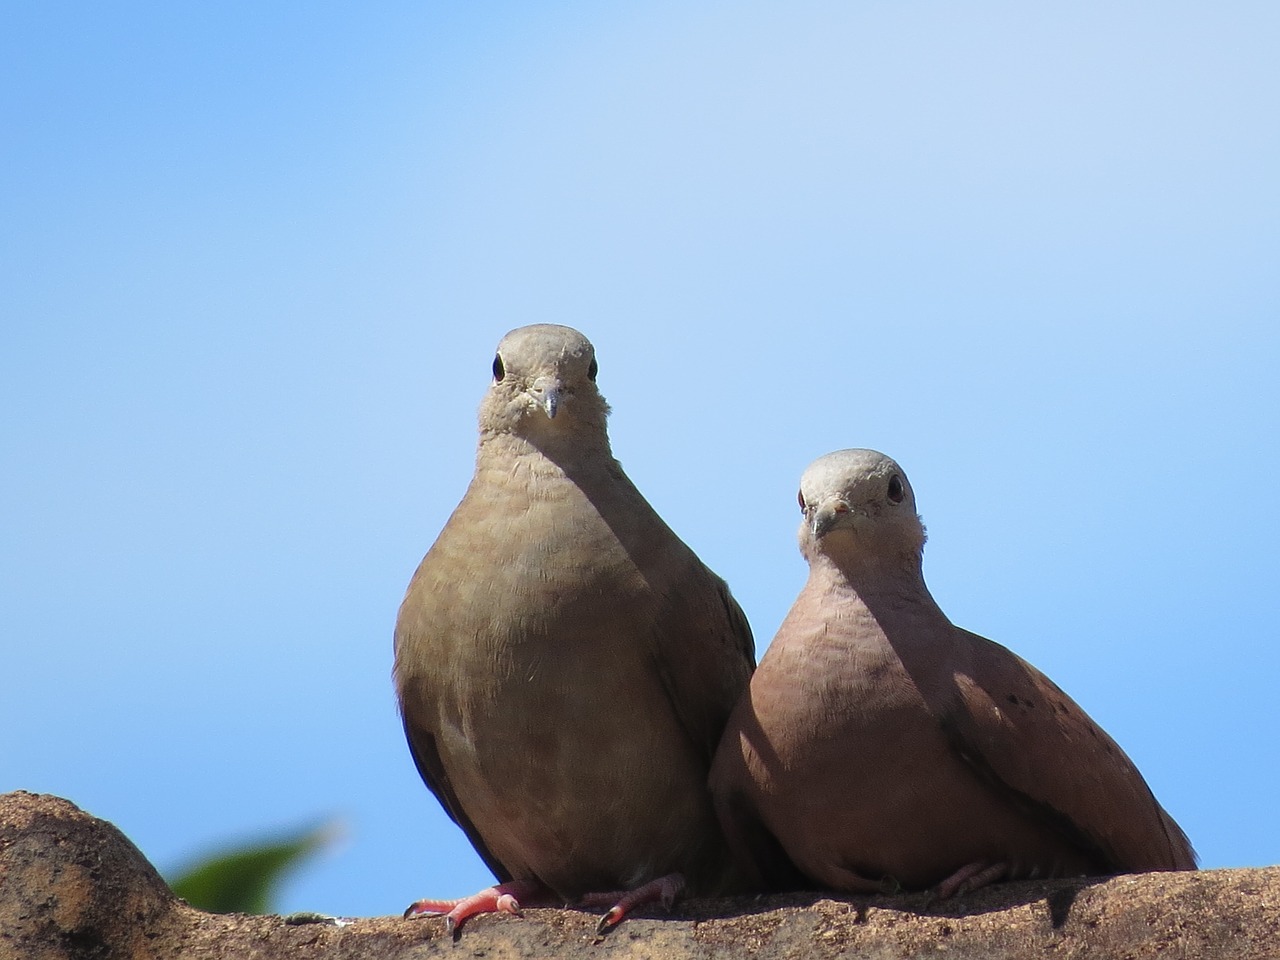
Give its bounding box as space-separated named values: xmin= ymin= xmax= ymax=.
xmin=531 ymin=377 xmax=561 ymax=419
xmin=811 ymin=500 xmax=851 ymax=538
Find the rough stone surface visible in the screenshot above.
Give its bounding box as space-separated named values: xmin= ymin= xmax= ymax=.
xmin=3 ymin=791 xmax=1277 ymax=959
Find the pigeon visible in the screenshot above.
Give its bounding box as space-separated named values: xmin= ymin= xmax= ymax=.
xmin=395 ymin=324 xmax=755 ymax=933
xmin=710 ymin=448 xmax=1194 ymax=898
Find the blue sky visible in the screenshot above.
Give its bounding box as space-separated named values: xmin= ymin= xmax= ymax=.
xmin=3 ymin=2 xmax=1278 ymax=917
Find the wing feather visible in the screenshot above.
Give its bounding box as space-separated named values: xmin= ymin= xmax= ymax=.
xmin=941 ymin=629 xmax=1195 ymax=872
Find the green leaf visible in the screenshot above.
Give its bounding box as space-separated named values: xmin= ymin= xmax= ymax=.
xmin=166 ymin=821 xmax=337 ymax=915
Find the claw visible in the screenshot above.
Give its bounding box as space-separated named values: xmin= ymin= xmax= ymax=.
xmin=403 ymin=878 xmax=548 ymax=937
xmin=597 ymin=906 xmax=623 ymax=936
xmin=581 ymin=873 xmax=686 ymax=936
xmin=935 ymin=861 xmax=1009 ymax=900
xmin=403 ymin=901 xmax=445 ymax=919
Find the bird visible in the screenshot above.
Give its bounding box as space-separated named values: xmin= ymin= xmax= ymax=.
xmin=394 ymin=323 xmax=756 ymax=934
xmin=709 ymin=448 xmax=1195 ymax=898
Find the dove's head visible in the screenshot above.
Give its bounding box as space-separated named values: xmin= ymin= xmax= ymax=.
xmin=479 ymin=324 xmax=611 ymax=445
xmin=796 ymin=449 xmax=926 ymax=568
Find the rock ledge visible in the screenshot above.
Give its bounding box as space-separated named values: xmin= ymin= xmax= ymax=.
xmin=2 ymin=791 xmax=1276 ymax=959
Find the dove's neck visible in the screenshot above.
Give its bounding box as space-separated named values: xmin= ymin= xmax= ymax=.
xmin=476 ymin=428 xmax=618 ymax=480
xmin=799 ymin=555 xmax=960 ymax=705
xmin=806 ymin=550 xmax=949 ymax=634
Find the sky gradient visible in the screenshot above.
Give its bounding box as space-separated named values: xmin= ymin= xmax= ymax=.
xmin=3 ymin=2 xmax=1278 ymax=916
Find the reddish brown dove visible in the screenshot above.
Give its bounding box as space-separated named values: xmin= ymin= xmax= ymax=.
xmin=394 ymin=324 xmax=756 ymax=933
xmin=710 ymin=448 xmax=1195 ymax=898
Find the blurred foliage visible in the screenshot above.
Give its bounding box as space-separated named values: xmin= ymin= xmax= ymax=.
xmin=166 ymin=822 xmax=336 ymax=915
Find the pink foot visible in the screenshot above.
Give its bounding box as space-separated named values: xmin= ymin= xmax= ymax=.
xmin=578 ymin=873 xmax=686 ymax=935
xmin=935 ymin=861 xmax=1009 ymax=899
xmin=403 ymin=878 xmax=550 ymax=937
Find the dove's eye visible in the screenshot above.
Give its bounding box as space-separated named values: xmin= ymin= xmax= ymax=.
xmin=797 ymin=490 xmax=806 ymax=512
xmin=492 ymin=355 xmax=505 ymax=381
xmin=887 ymin=475 xmax=905 ymax=504
xmin=587 ymin=357 xmax=598 ymax=381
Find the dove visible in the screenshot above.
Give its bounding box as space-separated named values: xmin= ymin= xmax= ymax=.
xmin=709 ymin=448 xmax=1194 ymax=898
xmin=394 ymin=324 xmax=756 ymax=934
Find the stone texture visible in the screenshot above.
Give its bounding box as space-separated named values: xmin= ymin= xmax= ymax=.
xmin=3 ymin=791 xmax=1277 ymax=959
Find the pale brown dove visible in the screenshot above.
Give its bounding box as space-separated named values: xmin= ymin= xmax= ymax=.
xmin=394 ymin=324 xmax=756 ymax=933
xmin=709 ymin=448 xmax=1195 ymax=898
